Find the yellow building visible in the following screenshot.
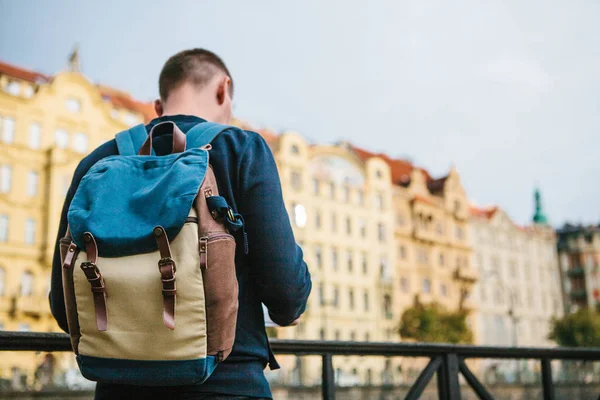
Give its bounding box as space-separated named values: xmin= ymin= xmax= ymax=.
xmin=0 ymin=57 xmax=153 ymax=386
xmin=244 ymin=129 xmax=478 ymax=386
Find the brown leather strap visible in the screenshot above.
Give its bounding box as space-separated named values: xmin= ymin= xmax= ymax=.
xmin=139 ymin=121 xmax=187 ymax=156
xmin=153 ymin=226 xmax=176 ymax=330
xmin=80 ymin=232 xmax=108 ymax=332
xmin=63 ymin=242 xmax=79 ymax=269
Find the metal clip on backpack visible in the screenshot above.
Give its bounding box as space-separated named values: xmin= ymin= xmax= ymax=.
xmin=59 ymin=121 xmax=241 ymax=385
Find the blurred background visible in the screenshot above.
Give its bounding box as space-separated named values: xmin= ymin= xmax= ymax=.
xmin=0 ymin=0 xmax=599 ymax=399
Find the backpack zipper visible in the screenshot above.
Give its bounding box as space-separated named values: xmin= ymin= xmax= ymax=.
xmin=199 ymin=233 xmax=234 ymax=269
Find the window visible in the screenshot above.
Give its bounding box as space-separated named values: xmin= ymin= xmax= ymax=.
xmin=359 ymin=219 xmax=366 ymax=237
xmin=124 ymin=113 xmax=138 ymax=126
xmin=364 ymin=290 xmax=369 ymax=311
xmin=349 ymin=289 xmax=354 ymax=310
xmin=25 ymin=218 xmax=35 ymax=244
xmin=441 ymin=284 xmax=448 ymax=297
xmin=455 ymin=226 xmax=465 ymax=240
xmin=377 ymin=223 xmax=386 ymax=242
xmin=23 ymin=85 xmax=33 ymax=98
xmin=343 ymin=186 xmax=350 ymax=202
xmin=315 ymin=211 xmax=322 ymax=229
xmin=335 ymin=330 xmax=340 ymax=341
xmin=332 ymin=248 xmax=338 ymax=270
xmin=509 ymin=262 xmax=517 ymax=279
xmin=396 ymin=214 xmax=405 ymax=226
xmin=400 ymin=277 xmax=409 ymax=293
xmin=73 ymin=133 xmax=88 ymax=153
xmin=439 ymin=253 xmax=445 ymax=266
xmin=65 ymin=98 xmax=81 ymax=113
xmin=2 ymin=117 xmax=15 ymax=143
xmin=313 ymin=178 xmax=320 ymax=195
xmin=290 ymin=144 xmax=300 ymax=154
xmin=333 ymin=286 xmax=339 ymax=307
xmin=423 ymin=279 xmax=431 ymax=294
xmin=27 ymin=171 xmax=38 ymax=196
xmin=436 ymin=222 xmax=444 ymax=235
xmin=0 ymin=215 xmax=8 ymax=242
xmin=329 ymin=182 xmax=335 ymax=199
xmin=0 ymin=267 xmax=5 ymax=296
xmin=291 ymin=170 xmax=302 ymax=190
xmin=399 ymin=245 xmax=407 ymax=260
xmin=315 ymin=246 xmax=322 ymax=269
xmin=361 ymin=253 xmax=368 ymax=274
xmin=20 ymin=271 xmax=33 ymax=296
xmin=345 ymin=217 xmax=352 ymax=235
xmin=365 ymin=332 xmax=371 ymax=342
xmin=347 ymin=251 xmax=353 ymax=272
xmin=383 ymin=295 xmax=392 ymax=318
xmin=319 ymin=284 xmax=324 ymax=305
xmin=453 ymin=200 xmax=461 ymax=213
xmin=29 ymin=123 xmax=41 ymax=149
xmin=417 ymin=248 xmax=429 ymax=264
xmin=331 ymin=213 xmax=337 ymax=232
xmin=375 ymin=192 xmax=384 ymax=209
xmin=5 ymin=81 xmax=20 ymax=95
xmin=54 ymin=129 xmax=68 ymax=148
xmin=350 ymin=332 xmax=356 ymax=342
xmin=357 ymin=190 xmax=364 ymax=205
xmin=376 ymin=169 xmax=383 ymax=179
xmin=0 ymin=165 xmax=12 ymax=193
xmin=319 ymin=329 xmax=325 ymax=340
xmin=292 ymin=203 xmax=307 ymax=228
xmin=494 ymin=287 xmax=504 ymax=305
xmin=379 ymin=256 xmax=390 ymax=280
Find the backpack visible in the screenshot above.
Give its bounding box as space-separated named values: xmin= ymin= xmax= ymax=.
xmin=59 ymin=121 xmax=242 ymax=386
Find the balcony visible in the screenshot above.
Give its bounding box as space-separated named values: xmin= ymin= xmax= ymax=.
xmin=570 ymin=289 xmax=588 ymax=300
xmin=454 ymin=266 xmax=478 ymax=284
xmin=1 ymin=331 xmax=600 ymax=400
xmin=567 ymin=267 xmax=585 ymax=278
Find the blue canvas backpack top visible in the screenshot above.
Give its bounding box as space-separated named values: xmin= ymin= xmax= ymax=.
xmin=59 ymin=121 xmax=243 ymax=385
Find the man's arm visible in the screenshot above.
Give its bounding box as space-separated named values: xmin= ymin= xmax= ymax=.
xmin=49 ymin=141 xmax=118 ymax=332
xmin=237 ymin=132 xmax=312 ymax=326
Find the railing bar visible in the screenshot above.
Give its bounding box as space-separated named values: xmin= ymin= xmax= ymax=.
xmin=2 ymin=333 xmax=600 ymax=361
xmin=541 ymin=358 xmax=555 ymax=400
xmin=322 ymin=353 xmax=335 ymax=400
xmin=458 ymin=358 xmax=494 ymax=400
xmin=438 ymin=353 xmax=461 ymax=400
xmin=404 ymin=356 xmax=442 ymax=400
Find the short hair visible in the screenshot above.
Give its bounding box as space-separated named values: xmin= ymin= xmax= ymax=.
xmin=158 ymin=48 xmax=234 ymax=101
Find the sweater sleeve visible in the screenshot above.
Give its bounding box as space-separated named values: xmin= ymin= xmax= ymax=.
xmin=237 ymin=132 xmax=312 ymax=326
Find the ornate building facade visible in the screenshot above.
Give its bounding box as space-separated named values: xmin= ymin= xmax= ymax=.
xmin=0 ymin=57 xmax=153 ymax=384
xmin=556 ymin=223 xmax=600 ymax=312
xmin=469 ymin=190 xmax=563 ymax=379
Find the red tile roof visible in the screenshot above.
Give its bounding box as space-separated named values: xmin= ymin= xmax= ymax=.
xmin=469 ymin=206 xmax=499 ymax=219
xmin=0 ymin=60 xmax=50 ymax=83
xmin=0 ymin=59 xmax=155 ymax=122
xmin=351 ymin=146 xmax=418 ymax=184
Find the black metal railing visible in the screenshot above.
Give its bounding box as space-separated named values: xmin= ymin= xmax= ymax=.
xmin=1 ymin=331 xmax=600 ymax=400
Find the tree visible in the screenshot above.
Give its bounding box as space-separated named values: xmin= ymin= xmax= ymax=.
xmin=549 ymin=308 xmax=600 ymax=347
xmin=399 ymin=302 xmax=473 ymax=344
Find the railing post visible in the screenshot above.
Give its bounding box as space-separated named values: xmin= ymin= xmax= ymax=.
xmin=437 ymin=353 xmax=461 ymax=400
xmin=541 ymin=358 xmax=555 ymax=400
xmin=322 ymin=353 xmax=335 ymax=400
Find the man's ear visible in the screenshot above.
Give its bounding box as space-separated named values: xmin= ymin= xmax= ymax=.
xmin=216 ymin=77 xmax=231 ymax=105
xmin=154 ymin=99 xmax=164 ymax=117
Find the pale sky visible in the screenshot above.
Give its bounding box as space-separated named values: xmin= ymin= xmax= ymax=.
xmin=1 ymin=0 xmax=598 ymax=227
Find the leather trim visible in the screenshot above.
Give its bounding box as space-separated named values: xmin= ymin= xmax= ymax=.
xmin=80 ymin=232 xmax=108 ymax=332
xmin=153 ymin=226 xmax=176 ymax=330
xmin=139 ymin=121 xmax=186 ymax=156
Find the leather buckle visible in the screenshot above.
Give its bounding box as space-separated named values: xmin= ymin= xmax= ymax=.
xmin=81 ymin=261 xmax=99 ymax=274
xmin=158 ymin=257 xmax=176 ymax=273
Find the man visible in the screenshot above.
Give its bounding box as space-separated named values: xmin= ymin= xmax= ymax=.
xmin=50 ymin=48 xmax=312 ymax=400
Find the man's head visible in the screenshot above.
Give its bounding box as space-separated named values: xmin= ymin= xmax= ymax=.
xmin=155 ymin=48 xmax=234 ymax=124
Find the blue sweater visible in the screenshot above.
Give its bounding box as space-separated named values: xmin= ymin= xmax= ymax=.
xmin=50 ymin=115 xmax=312 ymax=398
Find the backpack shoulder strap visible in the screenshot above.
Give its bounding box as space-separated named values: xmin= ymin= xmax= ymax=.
xmin=185 ymin=122 xmax=233 ymax=149
xmin=115 ymin=124 xmax=152 ymax=156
